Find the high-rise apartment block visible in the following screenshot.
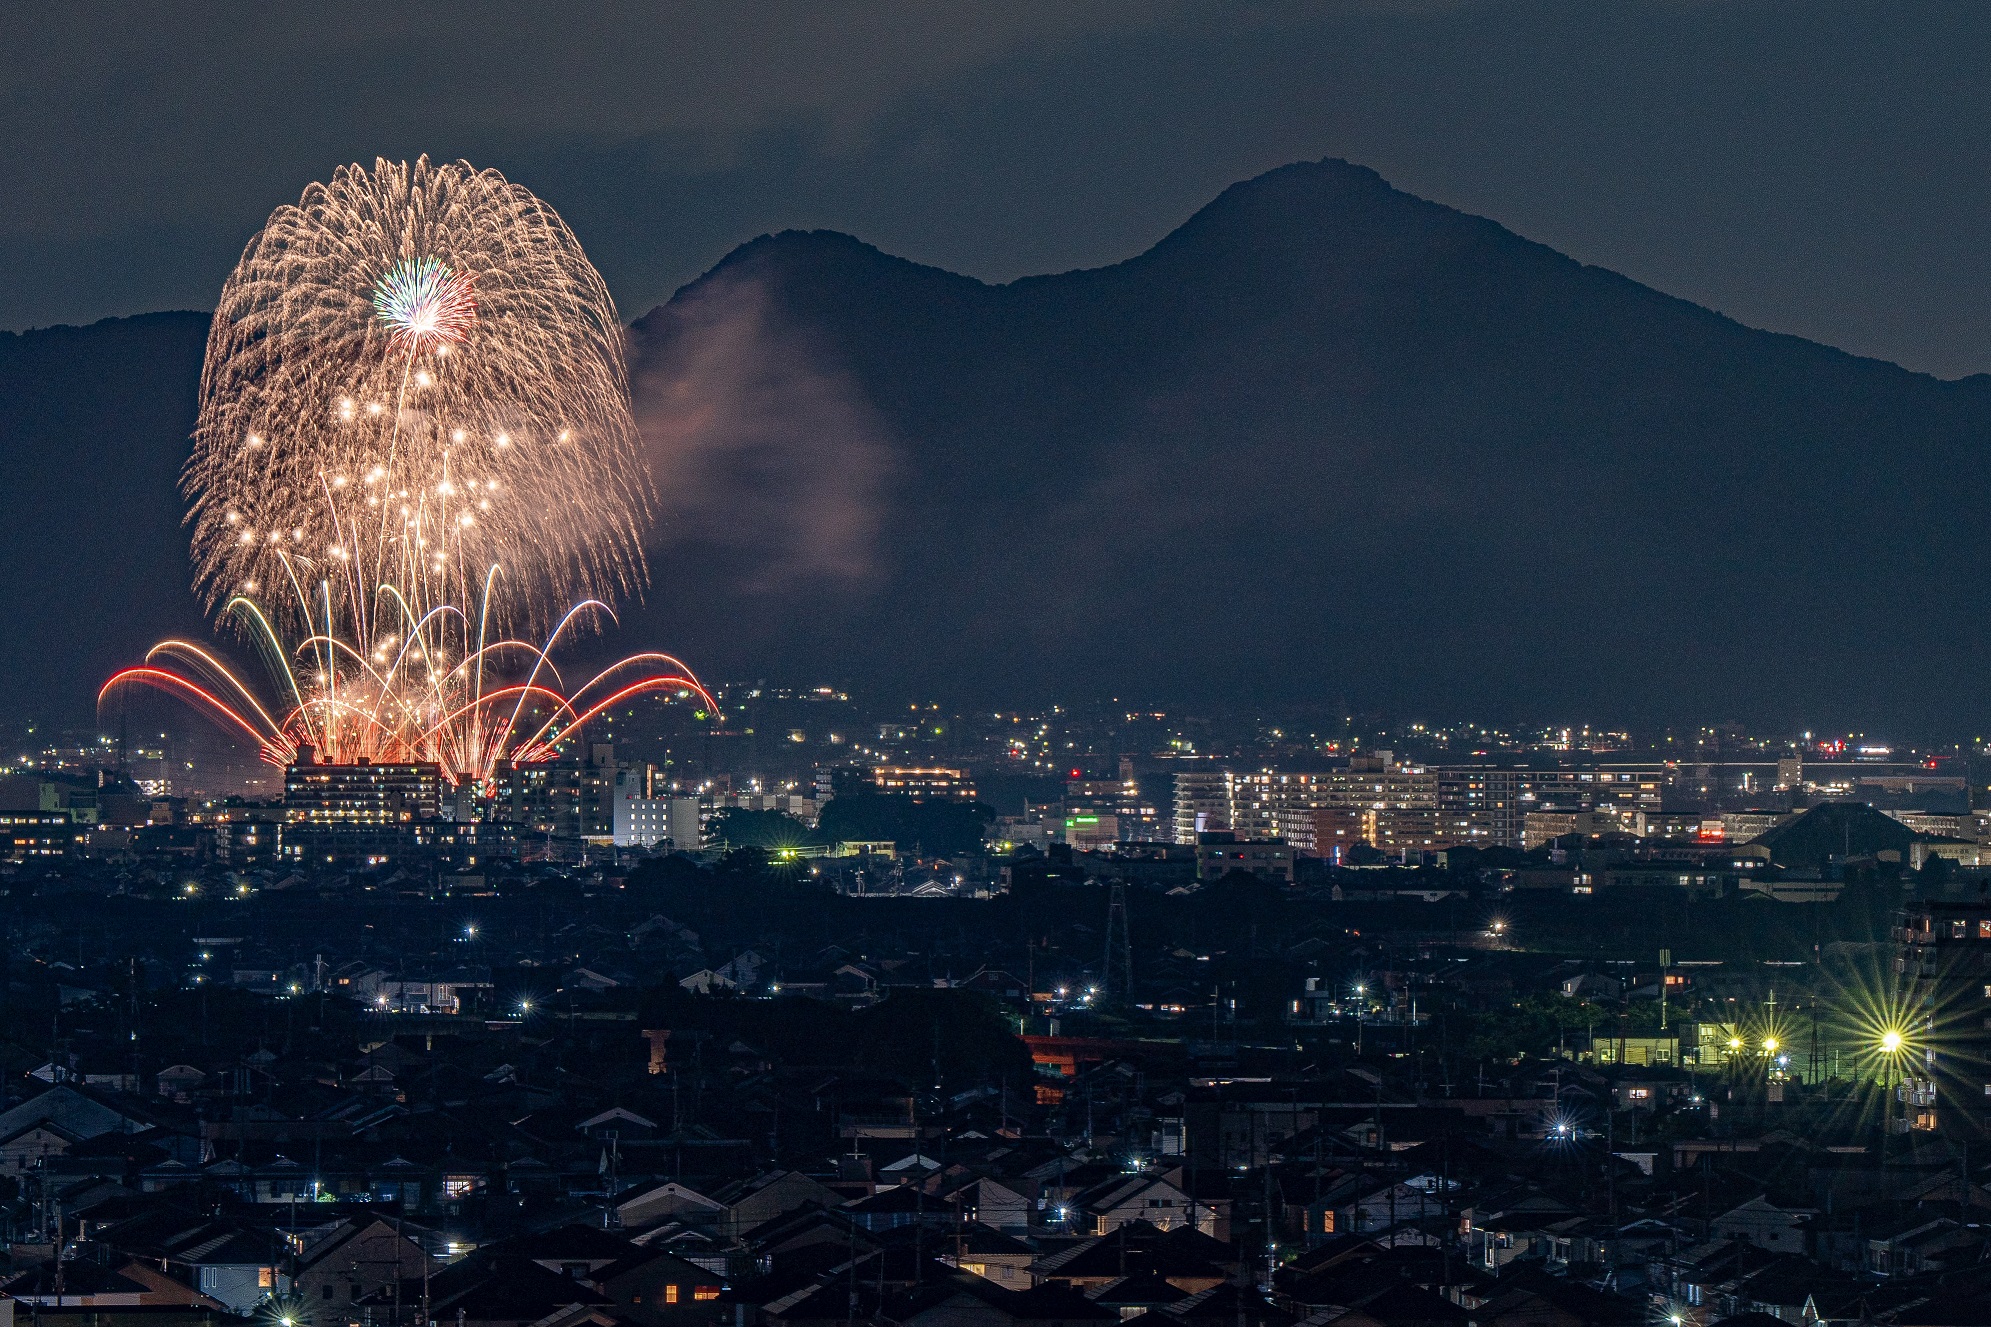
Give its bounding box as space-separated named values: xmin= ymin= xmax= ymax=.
xmin=1171 ymin=768 xmax=1235 ymax=844
xmin=495 ymin=743 xmax=618 ymax=842
xmin=1168 ymin=757 xmax=1670 ymax=856
xmin=283 ymin=753 xmax=443 ymax=826
xmin=1895 ymin=899 xmax=1990 ymax=1136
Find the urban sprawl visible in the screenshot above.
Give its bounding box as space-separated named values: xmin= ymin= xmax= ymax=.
xmin=0 ymin=693 xmax=1985 ymax=1326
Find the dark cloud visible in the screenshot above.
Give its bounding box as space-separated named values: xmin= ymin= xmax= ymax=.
xmin=10 ymin=2 xmax=1991 ymax=374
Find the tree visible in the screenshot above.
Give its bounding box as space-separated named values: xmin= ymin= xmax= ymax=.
xmin=706 ymin=807 xmax=818 ymax=851
xmin=817 ymin=792 xmax=993 ymax=857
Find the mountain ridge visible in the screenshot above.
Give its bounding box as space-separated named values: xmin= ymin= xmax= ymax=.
xmin=624 ymin=156 xmax=1991 ymax=729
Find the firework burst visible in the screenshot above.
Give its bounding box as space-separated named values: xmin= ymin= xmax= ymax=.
xmin=185 ymin=154 xmax=648 ymax=625
xmin=104 ymin=157 xmax=706 ymax=786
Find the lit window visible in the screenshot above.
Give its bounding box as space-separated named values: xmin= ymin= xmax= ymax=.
xmin=694 ymin=1287 xmax=720 ymax=1302
xmin=664 ymin=1286 xmax=678 ymax=1305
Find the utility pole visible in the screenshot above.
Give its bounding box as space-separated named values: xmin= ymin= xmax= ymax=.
xmin=603 ymin=1130 xmax=621 ymax=1228
xmin=1658 ymin=948 xmax=1670 ymax=1031
xmin=1606 ymin=1107 xmax=1617 ymax=1248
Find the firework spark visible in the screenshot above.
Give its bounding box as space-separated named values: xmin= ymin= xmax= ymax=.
xmin=373 ymin=256 xmax=476 ymax=353
xmin=104 ymin=157 xmax=704 ymax=786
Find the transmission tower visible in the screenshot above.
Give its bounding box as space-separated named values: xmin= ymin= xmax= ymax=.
xmin=1103 ymin=883 xmax=1133 ymax=1003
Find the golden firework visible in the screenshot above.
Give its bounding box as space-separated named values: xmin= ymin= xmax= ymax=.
xmin=107 ymin=158 xmax=705 ymax=785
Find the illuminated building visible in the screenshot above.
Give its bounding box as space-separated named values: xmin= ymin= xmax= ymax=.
xmin=1327 ymin=756 xmax=1440 ymax=855
xmin=283 ymin=750 xmax=442 ymax=825
xmin=0 ymin=812 xmax=84 ymax=860
xmin=611 ymin=767 xmax=704 ymax=849
xmin=1061 ymin=813 xmax=1119 ymax=850
xmin=1227 ymin=771 xmax=1288 ymax=840
xmin=1519 ymin=765 xmax=1664 ymax=819
xmin=213 ymin=813 xmax=283 ymax=867
xmin=1273 ymin=758 xmax=1440 ymax=856
xmin=494 ymin=743 xmax=618 ymax=842
xmin=1174 ymin=759 xmax=1452 ymax=856
xmin=1171 ymin=769 xmax=1233 ymax=844
xmin=714 ymin=789 xmax=819 ymax=820
xmin=1372 ymin=805 xmax=1441 ymax=854
xmin=1307 ymin=806 xmax=1367 ymax=856
xmin=1895 ymin=900 xmax=1990 ymax=1135
xmin=1174 ymin=758 xmax=1676 ymax=858
xmin=1435 ymin=767 xmax=1519 ymax=847
xmin=1195 ymin=832 xmax=1294 ymax=884
xmin=1634 ymin=809 xmax=1727 ymax=840
xmin=1522 ymin=808 xmax=1629 ymax=848
xmin=869 ymin=765 xmax=976 ymax=800
xmin=1064 ymin=757 xmax=1163 ymax=842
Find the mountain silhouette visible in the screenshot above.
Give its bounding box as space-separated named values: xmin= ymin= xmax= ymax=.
xmin=0 ymin=311 xmax=209 ymax=728
xmin=624 ymin=158 xmax=1991 ymax=731
xmin=5 ymin=158 xmax=1988 ymax=733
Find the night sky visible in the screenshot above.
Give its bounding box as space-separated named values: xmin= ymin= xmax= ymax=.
xmin=12 ymin=1 xmax=1991 ymax=377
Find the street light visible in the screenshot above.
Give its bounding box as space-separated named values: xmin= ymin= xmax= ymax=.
xmin=1877 ymin=1027 xmax=1907 ymax=1148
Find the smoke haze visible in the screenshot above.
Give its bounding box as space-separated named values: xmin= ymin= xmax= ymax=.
xmin=630 ymin=268 xmax=894 ymax=597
